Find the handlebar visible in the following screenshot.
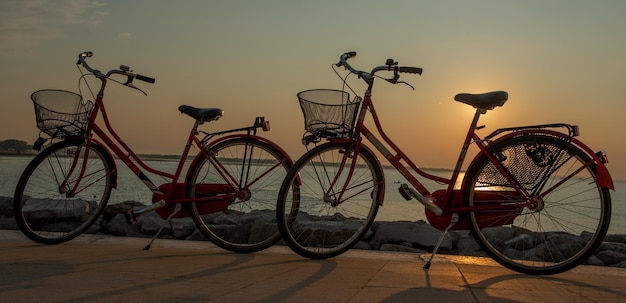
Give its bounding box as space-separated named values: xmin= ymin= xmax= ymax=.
xmin=335 ymin=51 xmax=422 ymax=88
xmin=77 ymin=51 xmax=155 ymax=95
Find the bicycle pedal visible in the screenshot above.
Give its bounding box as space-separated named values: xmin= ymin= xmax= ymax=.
xmin=398 ymin=184 xmax=443 ymax=216
xmin=398 ymin=184 xmax=413 ymax=201
xmin=125 ymin=200 xmax=166 ymax=225
xmin=124 ymin=210 xmax=138 ymax=225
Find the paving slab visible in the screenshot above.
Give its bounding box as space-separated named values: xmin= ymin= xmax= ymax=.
xmin=0 ymin=230 xmax=625 ymax=303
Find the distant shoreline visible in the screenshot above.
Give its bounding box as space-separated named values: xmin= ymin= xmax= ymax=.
xmin=0 ymin=151 xmax=37 ymax=156
xmin=0 ymin=151 xmax=183 ymax=161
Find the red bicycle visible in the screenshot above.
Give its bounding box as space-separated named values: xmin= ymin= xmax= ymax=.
xmin=277 ymin=51 xmax=613 ymax=275
xmin=14 ymin=52 xmax=295 ymax=252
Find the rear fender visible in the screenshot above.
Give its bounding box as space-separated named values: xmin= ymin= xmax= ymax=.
xmin=491 ymin=129 xmax=614 ymax=190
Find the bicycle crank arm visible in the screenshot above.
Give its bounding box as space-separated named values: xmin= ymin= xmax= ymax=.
xmin=125 ymin=200 xmax=166 ymax=224
xmin=399 ymin=184 xmax=443 ymax=216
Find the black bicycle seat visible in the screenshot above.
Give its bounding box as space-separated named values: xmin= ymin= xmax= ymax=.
xmin=178 ymin=105 xmax=224 ymax=122
xmin=454 ymin=91 xmax=508 ymax=110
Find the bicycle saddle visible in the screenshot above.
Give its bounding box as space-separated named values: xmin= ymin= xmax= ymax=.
xmin=454 ymin=91 xmax=508 ymax=110
xmin=178 ymin=105 xmax=224 ymax=122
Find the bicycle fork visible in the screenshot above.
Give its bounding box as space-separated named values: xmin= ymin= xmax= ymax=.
xmin=59 ymin=141 xmax=107 ymax=198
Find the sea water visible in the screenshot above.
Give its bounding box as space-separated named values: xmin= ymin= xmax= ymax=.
xmin=1 ymin=155 xmax=624 ymax=234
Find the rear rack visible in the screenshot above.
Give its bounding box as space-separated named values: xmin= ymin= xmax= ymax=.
xmin=484 ymin=123 xmax=579 ymax=141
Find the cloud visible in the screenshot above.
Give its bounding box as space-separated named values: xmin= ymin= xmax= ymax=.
xmin=0 ymin=0 xmax=107 ymax=51
xmin=119 ymin=32 xmax=132 ymax=39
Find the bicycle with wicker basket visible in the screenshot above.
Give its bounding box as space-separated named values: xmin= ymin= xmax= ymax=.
xmin=276 ymin=51 xmax=613 ymax=275
xmin=14 ymin=52 xmax=296 ymax=253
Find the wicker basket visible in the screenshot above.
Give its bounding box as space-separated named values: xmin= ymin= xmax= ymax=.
xmin=297 ymin=89 xmax=361 ymax=136
xmin=31 ymin=89 xmax=94 ymax=138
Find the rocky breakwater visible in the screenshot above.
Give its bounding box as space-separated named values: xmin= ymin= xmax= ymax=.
xmin=2 ymin=197 xmax=626 ymax=268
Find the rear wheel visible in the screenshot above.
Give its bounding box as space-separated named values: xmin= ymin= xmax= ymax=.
xmin=13 ymin=139 xmax=114 ymax=244
xmin=463 ymin=134 xmax=611 ymax=275
xmin=277 ymin=142 xmax=383 ymax=259
xmin=187 ymin=137 xmax=292 ymax=252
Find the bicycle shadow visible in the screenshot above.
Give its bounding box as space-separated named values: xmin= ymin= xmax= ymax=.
xmin=471 ymin=272 xmax=626 ymax=302
xmin=71 ymin=252 xmax=337 ymax=303
xmin=378 ymin=272 xmax=528 ymax=303
xmin=379 ymin=266 xmax=626 ymax=303
xmin=0 ymin=247 xmax=337 ymax=302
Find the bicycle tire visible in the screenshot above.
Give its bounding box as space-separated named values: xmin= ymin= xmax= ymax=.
xmin=13 ymin=139 xmax=114 ymax=244
xmin=276 ymin=142 xmax=383 ymax=259
xmin=463 ymin=134 xmax=611 ymax=275
xmin=187 ymin=137 xmax=293 ymax=252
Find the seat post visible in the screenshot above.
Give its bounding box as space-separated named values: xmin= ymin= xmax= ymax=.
xmin=191 ymin=120 xmax=202 ymax=135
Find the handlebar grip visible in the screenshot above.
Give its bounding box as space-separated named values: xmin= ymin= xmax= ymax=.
xmin=336 ymin=51 xmax=358 ymax=67
xmin=136 ymin=74 xmax=156 ymax=84
xmin=80 ymin=51 xmax=93 ymax=59
xmin=77 ymin=51 xmax=93 ymax=64
xmin=399 ymin=66 xmax=423 ymax=75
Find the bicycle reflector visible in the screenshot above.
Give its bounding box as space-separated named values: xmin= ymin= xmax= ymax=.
xmin=596 ymin=151 xmax=609 ymax=163
xmin=254 ymin=116 xmax=271 ymax=131
xmin=572 ymin=125 xmax=580 ymax=137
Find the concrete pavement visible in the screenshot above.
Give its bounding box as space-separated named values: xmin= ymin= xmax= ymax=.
xmin=1 ymin=230 xmax=625 ymax=302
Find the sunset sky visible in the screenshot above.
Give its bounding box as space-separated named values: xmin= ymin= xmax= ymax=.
xmin=2 ymin=0 xmax=626 ymax=180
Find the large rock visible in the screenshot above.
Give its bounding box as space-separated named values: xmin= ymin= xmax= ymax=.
xmin=598 ymin=242 xmax=626 ymax=255
xmin=0 ymin=196 xmax=16 ymax=230
xmin=0 ymin=196 xmax=13 ymax=217
xmin=21 ymin=198 xmax=98 ymax=219
xmin=100 ymin=213 xmax=129 ymax=236
xmin=139 ymin=213 xmax=171 ymax=235
xmin=456 ymin=236 xmax=482 ymax=255
xmin=611 ymin=260 xmax=626 ymax=268
xmin=0 ymin=217 xmax=18 ymax=230
xmin=604 ymin=234 xmax=626 ymax=244
xmin=248 ymin=220 xmax=278 ymax=244
xmin=595 ymin=250 xmax=626 ymax=266
xmin=380 ymin=243 xmax=427 ymax=253
xmin=288 ymin=219 xmax=363 ymax=246
xmin=369 ymin=221 xmax=451 ymax=251
xmin=170 ymin=219 xmax=197 ymax=239
xmin=535 ymin=236 xmax=584 ymax=263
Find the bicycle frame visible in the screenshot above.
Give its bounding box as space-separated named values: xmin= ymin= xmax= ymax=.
xmin=275 ymin=52 xmax=614 ymax=273
xmin=61 ymin=91 xmax=275 ymax=210
xmin=329 ymin=91 xmax=614 ymax=229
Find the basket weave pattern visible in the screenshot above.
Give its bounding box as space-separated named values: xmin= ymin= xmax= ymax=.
xmin=297 ymin=89 xmax=360 ymax=136
xmin=31 ymin=89 xmax=94 ymax=138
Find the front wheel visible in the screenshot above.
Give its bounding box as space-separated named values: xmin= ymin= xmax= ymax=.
xmin=187 ymin=137 xmax=293 ymax=253
xmin=277 ymin=142 xmax=383 ymax=259
xmin=13 ymin=139 xmax=115 ymax=244
xmin=463 ymin=134 xmax=611 ymax=275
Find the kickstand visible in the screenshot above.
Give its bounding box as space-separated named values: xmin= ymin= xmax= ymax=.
xmin=143 ymin=204 xmax=181 ymax=251
xmin=423 ymin=213 xmax=459 ymax=270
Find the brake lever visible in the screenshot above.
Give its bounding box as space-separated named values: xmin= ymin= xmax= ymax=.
xmin=385 ymin=77 xmax=414 ymax=90
xmin=126 ymin=82 xmax=147 ymax=95
xmin=123 ymin=74 xmax=148 ymax=95
xmin=398 ymin=81 xmax=415 ymax=90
